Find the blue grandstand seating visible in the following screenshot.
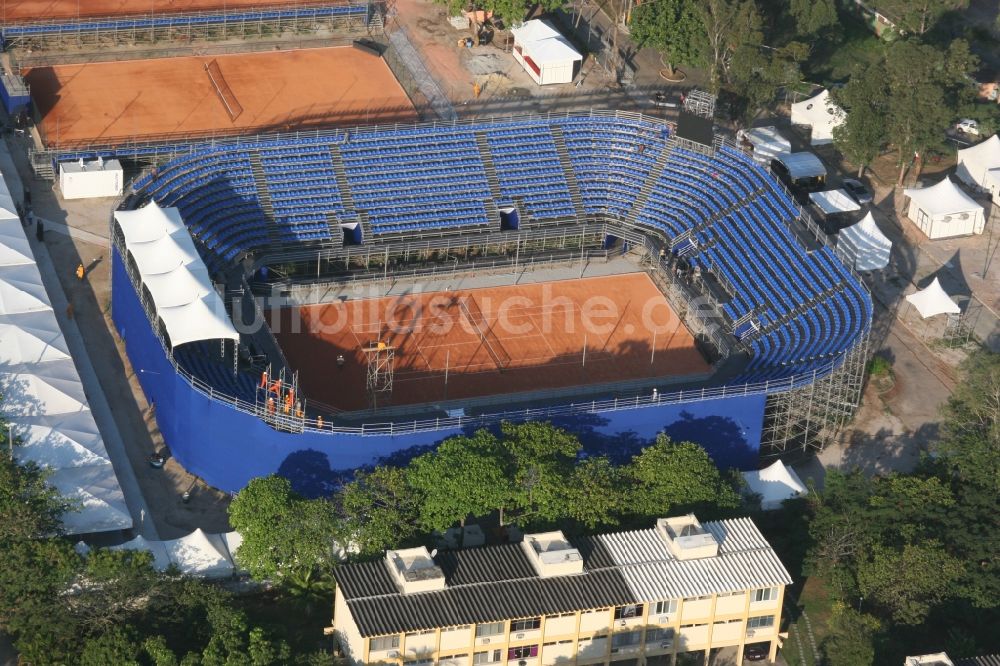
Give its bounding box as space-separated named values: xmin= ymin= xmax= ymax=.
xmin=173 ymin=341 xmax=258 ymax=403
xmin=137 ymin=116 xmax=871 ymax=381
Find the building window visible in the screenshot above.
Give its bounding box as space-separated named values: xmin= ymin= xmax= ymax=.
xmin=441 ymin=655 xmax=469 ymax=664
xmin=611 ymin=631 xmax=641 ymax=648
xmin=370 ymin=635 xmax=400 ymax=652
xmin=753 ymin=587 xmax=778 ymax=602
xmin=474 ymin=650 xmax=502 ymax=664
xmin=614 ymin=604 xmax=643 ymax=619
xmin=476 ymin=622 xmax=505 ymax=638
xmin=510 ymin=617 xmax=541 ymax=632
xmin=747 ymin=615 xmax=775 ymax=629
xmin=653 ymin=600 xmax=677 ymax=615
xmin=646 ymin=628 xmax=675 ymax=644
xmin=507 ymin=645 xmax=539 ymax=660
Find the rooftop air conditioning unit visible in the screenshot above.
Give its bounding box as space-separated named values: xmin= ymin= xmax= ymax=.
xmin=746 ymin=629 xmax=756 ymax=638
xmin=516 ymin=633 xmax=525 ymax=639
xmin=658 ymin=615 xmax=669 ymax=623
xmin=387 ymin=651 xmax=399 ymax=658
xmin=482 ymin=638 xmax=490 ymax=644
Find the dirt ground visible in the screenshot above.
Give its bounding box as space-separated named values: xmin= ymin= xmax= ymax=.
xmin=26 ymin=46 xmax=416 ymax=147
xmin=271 ymin=273 xmax=709 ymax=410
xmin=0 ymin=0 xmax=319 ymax=22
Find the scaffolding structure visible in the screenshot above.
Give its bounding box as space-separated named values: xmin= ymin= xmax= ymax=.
xmin=682 ymin=89 xmax=716 ymax=119
xmin=256 ymin=365 xmax=305 ymax=432
xmin=1 ymin=2 xmax=369 ymax=51
xmin=363 ymin=341 xmax=395 ymax=409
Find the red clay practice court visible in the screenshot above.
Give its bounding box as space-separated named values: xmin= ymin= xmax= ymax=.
xmin=270 ymin=273 xmax=711 ymax=411
xmin=25 ymin=47 xmax=416 ymax=147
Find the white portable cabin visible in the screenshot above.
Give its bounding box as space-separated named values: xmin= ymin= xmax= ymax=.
xmin=790 ymin=89 xmax=845 ymax=145
xmin=955 ymin=134 xmax=1000 ymax=205
xmin=510 ymin=20 xmax=582 ymax=86
xmin=59 ymin=157 xmax=124 ymax=200
xmin=903 ymin=176 xmax=985 ymax=239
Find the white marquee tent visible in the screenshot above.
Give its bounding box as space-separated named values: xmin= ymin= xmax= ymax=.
xmin=791 ymin=89 xmax=845 ymax=145
xmin=904 ymin=176 xmax=985 ymax=239
xmin=0 ymin=199 xmax=131 ymax=535
xmin=955 ymin=134 xmax=1000 ymax=204
xmin=114 ymin=202 xmax=238 ymax=347
xmin=741 ymin=460 xmax=808 ymax=510
xmin=905 ymin=278 xmax=961 ymax=319
xmin=738 ymin=126 xmax=791 ymax=164
xmin=113 ymin=528 xmax=238 ymax=578
xmin=838 ymin=212 xmax=892 ymax=272
xmin=510 ymin=20 xmax=582 ymax=86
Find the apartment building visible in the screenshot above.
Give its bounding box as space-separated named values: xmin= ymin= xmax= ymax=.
xmin=331 ymin=514 xmax=791 ymax=666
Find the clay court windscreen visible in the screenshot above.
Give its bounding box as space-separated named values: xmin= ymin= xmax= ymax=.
xmin=269 ymin=274 xmax=711 ymax=411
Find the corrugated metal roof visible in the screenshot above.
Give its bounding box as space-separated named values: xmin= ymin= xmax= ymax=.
xmin=957 ymin=657 xmax=1000 ymax=666
xmin=333 ymin=518 xmax=791 ymax=637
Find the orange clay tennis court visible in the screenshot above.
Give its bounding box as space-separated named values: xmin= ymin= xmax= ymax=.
xmin=1 ymin=0 xmax=322 ymax=22
xmin=271 ymin=273 xmax=711 ymax=411
xmin=25 ymin=47 xmax=416 ymax=148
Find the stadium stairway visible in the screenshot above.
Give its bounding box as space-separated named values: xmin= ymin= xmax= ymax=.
xmin=328 ymin=145 xmax=356 ymax=211
xmin=549 ymin=126 xmax=586 ymax=219
xmin=248 ymin=152 xmax=277 ymax=221
xmin=474 ymin=132 xmax=504 ymax=202
xmin=627 ymin=139 xmax=675 ymax=224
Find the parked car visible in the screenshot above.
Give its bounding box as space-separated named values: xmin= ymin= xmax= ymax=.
xmin=955 ymin=118 xmax=980 ymax=136
xmin=842 ymin=178 xmax=873 ymax=205
xmin=744 ymin=643 xmax=769 ymax=661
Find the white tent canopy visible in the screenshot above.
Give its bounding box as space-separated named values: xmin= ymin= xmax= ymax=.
xmin=113 ymin=529 xmax=236 ymax=578
xmin=809 ymin=189 xmax=860 ymax=215
xmin=0 ymin=175 xmax=131 ymax=535
xmin=510 ymin=20 xmax=582 ymax=85
xmin=739 ymin=126 xmax=791 ymax=163
xmin=955 ymin=134 xmax=1000 ymax=202
xmin=114 ymin=201 xmax=238 ymax=347
xmin=906 ymin=277 xmax=961 ymax=318
xmin=791 ymin=89 xmax=845 ymax=145
xmin=838 ymin=212 xmax=892 ymax=272
xmin=904 ymin=176 xmax=985 ymax=239
xmin=741 ymin=460 xmax=808 ymax=510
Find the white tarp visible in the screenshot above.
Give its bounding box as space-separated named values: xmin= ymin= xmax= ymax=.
xmin=906 ymin=277 xmax=961 ymax=318
xmin=904 ymin=176 xmax=985 ymax=239
xmin=791 ymin=89 xmax=845 ymax=145
xmin=114 ymin=201 xmax=238 ymax=347
xmin=742 ymin=460 xmax=808 ymax=510
xmin=739 ymin=126 xmax=791 ymax=163
xmin=113 ymin=529 xmax=235 ymax=578
xmin=955 ymin=134 xmax=1000 ymax=196
xmin=0 ymin=176 xmax=131 ymax=535
xmin=839 ymin=212 xmax=892 ymax=272
xmin=809 ymin=189 xmax=861 ymax=215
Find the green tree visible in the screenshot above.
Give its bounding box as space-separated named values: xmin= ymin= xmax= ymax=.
xmin=697 ymin=0 xmax=762 ymax=91
xmin=884 ymin=39 xmax=977 ymax=184
xmin=558 ymin=456 xmax=622 ymax=530
xmin=788 ymin=0 xmax=839 ymax=37
xmin=821 ymin=607 xmax=879 ymax=666
xmin=407 ymin=430 xmax=513 ymax=531
xmin=728 ymin=41 xmax=806 ymax=125
xmin=500 ymin=421 xmax=580 ymax=526
xmin=856 ymin=542 xmax=965 ymax=624
xmin=79 ymin=627 xmax=141 ymax=666
xmin=876 ymin=0 xmax=968 ymax=34
xmin=338 ymin=465 xmax=419 ymax=557
xmin=228 ymin=475 xmax=340 ymax=586
xmin=625 ymin=435 xmax=740 ymax=519
xmin=831 ymin=64 xmax=890 ymax=177
xmin=628 ymin=0 xmax=706 ymax=78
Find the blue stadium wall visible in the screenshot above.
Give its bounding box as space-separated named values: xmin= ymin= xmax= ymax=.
xmin=112 ymin=248 xmax=765 ymax=495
